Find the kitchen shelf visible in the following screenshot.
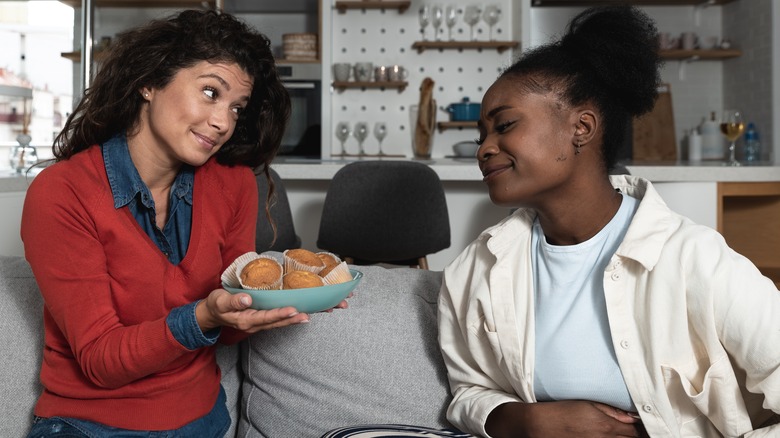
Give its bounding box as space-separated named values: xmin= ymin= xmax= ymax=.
xmin=659 ymin=49 xmax=741 ymax=60
xmin=334 ymin=1 xmax=410 ymax=13
xmin=438 ymin=121 xmax=477 ymax=132
xmin=332 ymin=81 xmax=408 ymax=92
xmin=59 ymin=0 xmax=215 ymax=7
xmin=412 ymin=40 xmax=519 ymax=54
xmin=531 ymin=0 xmax=736 ymax=5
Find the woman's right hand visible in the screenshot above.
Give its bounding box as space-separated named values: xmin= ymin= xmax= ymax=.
xmin=486 ymin=400 xmax=643 ymax=438
xmin=195 ymin=288 xmax=309 ymax=333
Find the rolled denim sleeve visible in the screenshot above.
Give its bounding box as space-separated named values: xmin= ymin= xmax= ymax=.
xmin=166 ymin=301 xmax=220 ymax=350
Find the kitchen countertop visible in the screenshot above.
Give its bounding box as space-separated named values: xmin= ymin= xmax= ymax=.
xmin=1 ymin=159 xmax=778 ymax=193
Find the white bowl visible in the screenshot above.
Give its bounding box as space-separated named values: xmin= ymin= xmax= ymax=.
xmin=452 ymin=141 xmax=479 ymax=158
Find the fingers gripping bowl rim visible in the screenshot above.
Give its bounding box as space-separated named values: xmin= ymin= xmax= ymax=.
xmin=223 ymin=269 xmax=363 ymax=313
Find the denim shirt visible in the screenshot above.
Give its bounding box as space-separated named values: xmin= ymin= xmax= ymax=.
xmin=103 ymin=135 xmax=218 ymax=350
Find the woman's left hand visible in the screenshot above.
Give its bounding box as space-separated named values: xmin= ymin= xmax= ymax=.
xmin=195 ymin=288 xmax=310 ymax=333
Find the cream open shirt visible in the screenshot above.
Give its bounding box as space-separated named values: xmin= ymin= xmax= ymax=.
xmin=438 ymin=175 xmax=780 ymax=437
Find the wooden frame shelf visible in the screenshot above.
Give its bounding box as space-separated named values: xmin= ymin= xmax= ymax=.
xmin=717 ymin=181 xmax=780 ymax=287
xmin=412 ymin=40 xmax=519 ymax=54
xmin=334 ymin=1 xmax=410 ymax=13
xmin=660 ymin=49 xmax=742 ymax=60
xmin=332 ymin=81 xmax=408 ymax=92
xmin=437 ymin=121 xmax=477 ymax=132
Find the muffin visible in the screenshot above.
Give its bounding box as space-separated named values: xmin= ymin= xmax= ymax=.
xmin=283 ymin=270 xmax=325 ymax=290
xmin=239 ymin=257 xmax=283 ymax=290
xmin=316 ymin=251 xmax=341 ymax=269
xmin=319 ymin=261 xmax=353 ymax=285
xmin=283 ymin=248 xmax=325 ymax=274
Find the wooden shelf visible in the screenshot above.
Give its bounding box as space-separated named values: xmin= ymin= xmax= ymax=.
xmin=437 ymin=121 xmax=477 ymax=132
xmin=532 ymin=0 xmax=736 ymax=5
xmin=660 ymin=49 xmax=742 ymax=60
xmin=332 ymin=81 xmax=408 ymax=92
xmin=59 ymin=0 xmax=215 ymax=7
xmin=334 ymin=1 xmax=410 ymax=13
xmin=412 ymin=40 xmax=519 ymax=54
xmin=717 ymin=182 xmax=780 ymax=287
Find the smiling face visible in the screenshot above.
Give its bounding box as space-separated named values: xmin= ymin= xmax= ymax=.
xmin=476 ymin=76 xmax=586 ymax=209
xmin=133 ymin=61 xmax=253 ymax=169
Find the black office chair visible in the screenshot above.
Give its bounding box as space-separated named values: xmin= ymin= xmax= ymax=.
xmin=317 ymin=160 xmax=451 ymax=269
xmin=255 ymin=167 xmax=302 ymax=253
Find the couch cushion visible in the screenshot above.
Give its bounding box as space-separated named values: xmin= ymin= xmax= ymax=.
xmin=0 ymin=256 xmax=43 ymax=438
xmin=237 ymin=264 xmax=452 ymax=438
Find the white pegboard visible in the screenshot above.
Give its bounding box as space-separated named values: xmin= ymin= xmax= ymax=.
xmin=327 ymin=0 xmax=517 ymax=158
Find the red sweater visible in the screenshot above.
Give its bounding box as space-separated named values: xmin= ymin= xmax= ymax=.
xmin=21 ymin=146 xmax=258 ymax=430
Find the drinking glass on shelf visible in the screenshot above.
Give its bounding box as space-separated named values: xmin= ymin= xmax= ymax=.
xmin=335 ymin=122 xmax=351 ymax=156
xmin=482 ymin=5 xmax=500 ymax=41
xmin=720 ymin=109 xmax=745 ymax=166
xmin=419 ymin=5 xmax=431 ymax=41
xmin=445 ymin=6 xmax=458 ymax=40
xmin=431 ymin=5 xmax=444 ymax=41
xmin=374 ymin=122 xmax=388 ymax=156
xmin=354 ymin=122 xmax=369 ymax=156
xmin=464 ymin=5 xmax=482 ymax=41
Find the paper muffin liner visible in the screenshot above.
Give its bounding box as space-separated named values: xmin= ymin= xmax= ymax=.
xmin=224 ymin=252 xmax=283 ymax=290
xmin=320 ymin=261 xmax=353 ymax=285
xmin=283 ymin=249 xmax=326 ymax=275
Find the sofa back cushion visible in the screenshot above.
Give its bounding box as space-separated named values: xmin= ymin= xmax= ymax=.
xmin=0 ymin=256 xmax=43 ymax=437
xmin=237 ymin=264 xmax=452 ymax=438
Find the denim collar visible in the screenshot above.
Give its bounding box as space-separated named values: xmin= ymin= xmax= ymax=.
xmin=102 ymin=134 xmax=194 ymax=209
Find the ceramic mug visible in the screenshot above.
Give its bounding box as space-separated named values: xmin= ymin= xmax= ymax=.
xmin=353 ymin=62 xmax=373 ymax=82
xmin=658 ymin=32 xmax=679 ymax=50
xmin=681 ymin=32 xmax=698 ymax=50
xmin=388 ymin=65 xmax=409 ymax=82
xmin=333 ymin=63 xmax=351 ymax=82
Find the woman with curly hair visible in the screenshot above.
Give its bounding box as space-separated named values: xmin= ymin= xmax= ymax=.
xmin=21 ymin=9 xmax=327 ymax=437
xmin=438 ymin=5 xmax=780 ymax=437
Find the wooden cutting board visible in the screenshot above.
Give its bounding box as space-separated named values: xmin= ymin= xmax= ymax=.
xmin=632 ymin=84 xmax=677 ymax=162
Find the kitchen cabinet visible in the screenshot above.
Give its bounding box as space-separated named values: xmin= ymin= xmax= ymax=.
xmin=717 ymin=182 xmax=780 ymax=287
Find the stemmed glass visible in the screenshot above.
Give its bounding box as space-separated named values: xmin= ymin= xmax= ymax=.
xmin=335 ymin=122 xmax=351 ymax=156
xmin=374 ymin=122 xmax=388 ymax=156
xmin=419 ymin=5 xmax=431 ymax=41
xmin=445 ymin=6 xmax=458 ymax=40
xmin=431 ymin=5 xmax=444 ymax=41
xmin=354 ymin=122 xmax=369 ymax=156
xmin=464 ymin=5 xmax=482 ymax=41
xmin=482 ymin=5 xmax=501 ymax=41
xmin=720 ymin=109 xmax=745 ymax=166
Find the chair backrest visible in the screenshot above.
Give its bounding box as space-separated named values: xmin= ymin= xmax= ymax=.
xmin=317 ymin=161 xmax=450 ymax=268
xmin=256 ymin=167 xmax=302 ymax=253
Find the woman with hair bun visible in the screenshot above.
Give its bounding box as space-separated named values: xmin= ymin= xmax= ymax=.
xmin=438 ymin=6 xmax=780 ymax=437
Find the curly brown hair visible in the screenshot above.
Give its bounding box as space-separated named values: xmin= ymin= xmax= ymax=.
xmin=53 ymin=9 xmax=290 ymax=172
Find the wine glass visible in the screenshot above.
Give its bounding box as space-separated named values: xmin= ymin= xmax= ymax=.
xmin=335 ymin=122 xmax=351 ymax=156
xmin=431 ymin=5 xmax=444 ymax=41
xmin=720 ymin=109 xmax=745 ymax=166
xmin=463 ymin=5 xmax=482 ymax=41
xmin=354 ymin=122 xmax=369 ymax=156
xmin=445 ymin=6 xmax=458 ymax=40
xmin=419 ymin=5 xmax=431 ymax=41
xmin=374 ymin=122 xmax=388 ymax=156
xmin=482 ymin=5 xmax=501 ymax=41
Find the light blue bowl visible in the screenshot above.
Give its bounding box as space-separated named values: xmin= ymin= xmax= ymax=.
xmin=223 ymin=269 xmax=363 ymax=313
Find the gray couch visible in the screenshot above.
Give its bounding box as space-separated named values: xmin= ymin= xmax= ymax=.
xmin=0 ymin=255 xmax=456 ymax=437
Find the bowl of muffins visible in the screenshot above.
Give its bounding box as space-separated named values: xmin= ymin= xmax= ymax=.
xmin=221 ymin=249 xmax=362 ymax=313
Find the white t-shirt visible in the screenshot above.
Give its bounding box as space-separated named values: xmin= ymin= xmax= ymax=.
xmin=531 ymin=192 xmax=639 ymax=412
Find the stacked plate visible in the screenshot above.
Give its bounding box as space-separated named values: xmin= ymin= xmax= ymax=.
xmin=282 ymin=33 xmax=318 ymax=61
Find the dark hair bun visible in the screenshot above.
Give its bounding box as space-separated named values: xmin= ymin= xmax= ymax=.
xmin=561 ymin=5 xmax=661 ymax=117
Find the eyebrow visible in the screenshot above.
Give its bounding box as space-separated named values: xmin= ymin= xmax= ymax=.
xmin=199 ymin=73 xmax=251 ymax=102
xmin=487 ymin=104 xmax=511 ymax=118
